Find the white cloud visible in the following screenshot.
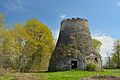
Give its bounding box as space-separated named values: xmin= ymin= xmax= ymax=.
xmin=59 ymin=13 xmax=66 ymax=19
xmin=52 ymin=29 xmax=59 ymax=43
xmin=3 ymin=0 xmax=27 ymax=12
xmin=117 ymin=2 xmax=120 ymax=6
xmin=92 ymin=33 xmax=115 ymax=64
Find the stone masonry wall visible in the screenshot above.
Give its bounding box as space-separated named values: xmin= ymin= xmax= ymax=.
xmin=48 ymin=18 xmax=101 ymax=71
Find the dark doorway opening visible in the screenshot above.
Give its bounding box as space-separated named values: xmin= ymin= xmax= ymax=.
xmin=71 ymin=61 xmax=77 ymax=69
xmin=95 ymin=57 xmax=98 ymax=63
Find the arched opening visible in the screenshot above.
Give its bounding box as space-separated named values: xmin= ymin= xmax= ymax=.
xmin=95 ymin=57 xmax=98 ymax=63
xmin=71 ymin=61 xmax=77 ymax=69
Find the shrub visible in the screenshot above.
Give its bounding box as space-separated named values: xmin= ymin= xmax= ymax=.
xmin=86 ymin=63 xmax=97 ymax=71
xmin=0 ymin=68 xmax=10 ymax=76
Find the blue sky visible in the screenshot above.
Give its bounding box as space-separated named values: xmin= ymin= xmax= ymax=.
xmin=0 ymin=0 xmax=120 ymax=59
xmin=0 ymin=0 xmax=120 ymax=38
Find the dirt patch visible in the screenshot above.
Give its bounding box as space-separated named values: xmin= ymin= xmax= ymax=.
xmin=81 ymin=76 xmax=120 ymax=80
xmin=13 ymin=73 xmax=38 ymax=80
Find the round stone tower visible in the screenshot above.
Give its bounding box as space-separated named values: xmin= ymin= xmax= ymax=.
xmin=48 ymin=18 xmax=101 ymax=71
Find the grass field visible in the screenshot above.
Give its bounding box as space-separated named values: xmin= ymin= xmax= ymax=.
xmin=1 ymin=69 xmax=120 ymax=80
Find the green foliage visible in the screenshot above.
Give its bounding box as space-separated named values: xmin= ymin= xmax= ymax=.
xmin=0 ymin=29 xmax=16 ymax=69
xmin=0 ymin=13 xmax=5 ymax=29
xmin=23 ymin=19 xmax=55 ymax=71
xmin=0 ymin=18 xmax=55 ymax=72
xmin=110 ymin=40 xmax=120 ymax=68
xmin=86 ymin=63 xmax=97 ymax=71
xmin=93 ymin=39 xmax=102 ymax=53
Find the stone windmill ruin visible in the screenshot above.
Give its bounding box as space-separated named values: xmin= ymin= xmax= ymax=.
xmin=48 ymin=18 xmax=101 ymax=71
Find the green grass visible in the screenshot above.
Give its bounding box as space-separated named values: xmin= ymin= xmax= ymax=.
xmin=1 ymin=69 xmax=120 ymax=80
xmin=36 ymin=69 xmax=120 ymax=80
xmin=0 ymin=74 xmax=14 ymax=80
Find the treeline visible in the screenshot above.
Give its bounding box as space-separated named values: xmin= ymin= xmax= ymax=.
xmin=0 ymin=13 xmax=105 ymax=72
xmin=105 ymin=40 xmax=120 ymax=69
xmin=0 ymin=14 xmax=55 ymax=72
